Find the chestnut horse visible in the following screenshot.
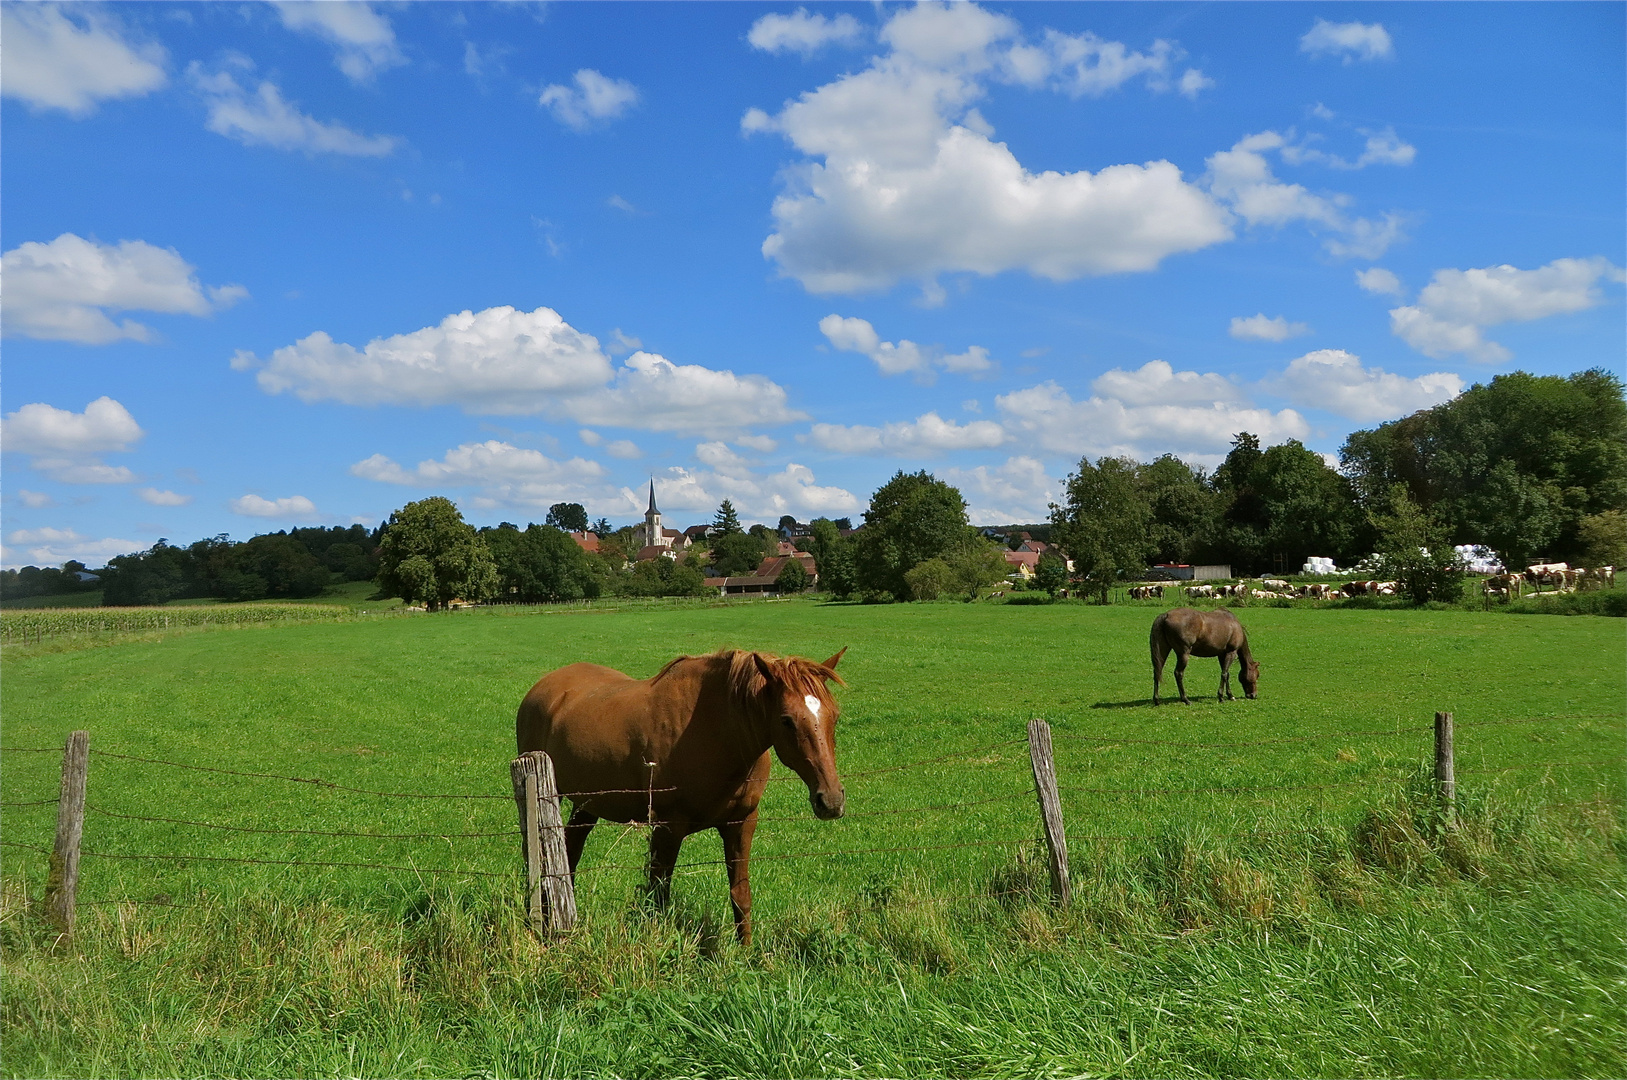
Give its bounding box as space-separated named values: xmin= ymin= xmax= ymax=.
xmin=1150 ymin=608 xmax=1259 ymax=705
xmin=516 ymin=647 xmax=847 ymax=943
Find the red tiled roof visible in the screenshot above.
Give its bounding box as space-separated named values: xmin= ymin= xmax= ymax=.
xmin=1003 ymin=550 xmax=1040 ymax=568
xmin=569 ymin=531 xmax=599 ymax=553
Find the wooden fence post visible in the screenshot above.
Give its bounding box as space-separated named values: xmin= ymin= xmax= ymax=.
xmin=45 ymin=730 xmax=89 ymax=938
xmin=510 ymin=751 xmax=577 ymax=935
xmin=1434 ymin=711 xmax=1455 ymax=820
xmin=1027 ymin=719 xmax=1071 ymax=907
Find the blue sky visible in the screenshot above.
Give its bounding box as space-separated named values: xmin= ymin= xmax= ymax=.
xmin=3 ymin=1 xmax=1623 ymax=568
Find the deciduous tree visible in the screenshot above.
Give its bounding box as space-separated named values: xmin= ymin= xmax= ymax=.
xmin=377 ymin=497 xmax=498 ymax=610
xmin=1051 ymin=456 xmax=1152 ymax=604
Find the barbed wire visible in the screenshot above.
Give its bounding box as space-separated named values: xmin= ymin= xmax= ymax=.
xmin=0 ymin=747 xmax=59 ymax=754
xmin=83 ymin=803 xmax=514 ymax=841
xmin=1 ymin=798 xmax=60 ymax=807
xmin=2 ymin=839 xmax=510 ymax=879
xmin=84 ymin=749 xmax=677 ymax=801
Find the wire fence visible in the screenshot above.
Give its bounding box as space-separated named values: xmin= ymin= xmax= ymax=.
xmin=2 ymin=711 xmax=1621 ymax=919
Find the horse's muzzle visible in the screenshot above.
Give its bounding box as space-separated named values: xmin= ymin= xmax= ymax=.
xmin=811 ymin=787 xmax=846 ymax=820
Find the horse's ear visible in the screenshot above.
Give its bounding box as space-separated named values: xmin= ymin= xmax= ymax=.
xmin=822 ymin=646 xmax=847 ymax=671
xmin=752 ymin=651 xmax=777 ymax=687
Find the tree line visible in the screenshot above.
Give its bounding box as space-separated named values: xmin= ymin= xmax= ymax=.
xmin=5 ymin=369 xmax=1620 ymax=610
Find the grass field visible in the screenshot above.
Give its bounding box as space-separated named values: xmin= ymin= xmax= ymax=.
xmin=3 ymin=599 xmax=1623 ymax=1077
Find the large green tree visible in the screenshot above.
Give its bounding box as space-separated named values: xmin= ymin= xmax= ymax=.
xmin=544 ymin=502 xmax=589 ymax=533
xmin=1051 ymin=456 xmax=1153 ymax=604
xmin=482 ymin=523 xmax=600 ymax=602
xmin=1137 ymin=455 xmax=1221 ymax=565
xmin=807 ymin=518 xmax=857 ymax=597
xmin=1340 ymin=369 xmax=1627 ymax=566
xmin=709 ymin=530 xmax=769 ymax=577
xmin=852 ymin=470 xmax=971 ymax=600
xmin=712 ymin=500 xmax=743 ymax=536
xmin=376 ymin=497 xmax=498 ymax=611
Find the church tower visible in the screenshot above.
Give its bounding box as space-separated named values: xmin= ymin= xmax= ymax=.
xmin=642 ymin=479 xmax=661 ymax=549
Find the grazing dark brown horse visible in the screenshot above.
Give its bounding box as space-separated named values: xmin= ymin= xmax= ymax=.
xmin=1150 ymin=608 xmax=1259 ymax=705
xmin=515 ymin=647 xmax=847 ymax=943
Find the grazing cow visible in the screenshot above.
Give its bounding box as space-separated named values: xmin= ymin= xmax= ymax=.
xmin=1302 ymin=583 xmax=1332 ymax=600
xmin=1482 ymin=573 xmax=1521 ymax=601
xmin=1343 ymin=580 xmax=1373 ymax=596
xmin=1374 ymin=581 xmax=1399 ymax=596
xmin=1581 ymin=566 xmax=1616 ymax=590
xmin=1260 ymin=578 xmax=1289 ymax=590
xmin=1150 ymin=608 xmax=1260 ymax=705
xmin=1252 ymin=590 xmax=1279 ymax=599
xmin=1185 ymin=584 xmax=1215 ymax=599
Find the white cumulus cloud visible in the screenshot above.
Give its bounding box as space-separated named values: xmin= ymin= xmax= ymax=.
xmin=2 ymin=396 xmax=144 ymax=484
xmin=563 ymin=351 xmax=805 ymax=438
xmin=230 ymin=494 xmax=320 ymax=519
xmin=1267 ymin=349 xmax=1463 ymax=421
xmin=1389 ymin=257 xmax=1626 ymax=362
xmin=352 ymin=440 xmax=611 ymax=511
xmin=995 ymin=381 xmax=1309 ymax=464
xmin=1205 ymin=131 xmax=1405 ymax=259
xmin=942 ymin=455 xmax=1058 ymax=525
xmin=1229 ymin=314 xmax=1311 ymax=342
xmin=16 ymin=491 xmax=56 ymax=509
xmin=189 ymin=63 xmax=399 ymax=156
xmin=808 ymin=412 xmax=1007 ymax=456
xmin=746 ymin=1 xmax=1231 ymax=296
xmin=242 ymin=305 xmax=803 ymax=439
xmin=1090 ymin=360 xmax=1246 ymax=407
xmin=539 ymin=69 xmax=638 ymax=130
xmin=748 ymin=9 xmax=864 ymax=55
xmin=626 ymin=464 xmax=860 ymax=522
xmin=273 ymin=2 xmax=403 ymax=82
xmin=1300 ymin=19 xmax=1394 ymax=63
xmin=137 ymin=487 xmax=193 ymax=507
xmin=2 ymin=527 xmax=142 ymax=570
xmin=818 ymin=314 xmax=991 ymax=379
xmin=2 ymin=233 xmax=247 ymax=344
xmin=0 ymin=3 xmax=166 ymax=116
xmin=243 ymin=305 xmax=613 ymax=411
xmin=1356 ymin=267 xmax=1404 ymax=296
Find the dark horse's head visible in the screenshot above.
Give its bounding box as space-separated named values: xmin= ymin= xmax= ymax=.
xmin=1240 ymin=660 xmax=1261 ymax=699
xmin=734 ymin=648 xmax=848 ymax=819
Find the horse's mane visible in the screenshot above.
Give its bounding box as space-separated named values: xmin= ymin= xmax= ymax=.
xmin=650 ymin=649 xmax=843 ymax=711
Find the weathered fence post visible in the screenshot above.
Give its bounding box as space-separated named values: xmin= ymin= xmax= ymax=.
xmin=45 ymin=730 xmax=89 ymax=938
xmin=1026 ymin=719 xmax=1071 ymax=906
xmin=1434 ymin=711 xmax=1455 ymax=821
xmin=510 ymin=751 xmax=577 ymax=935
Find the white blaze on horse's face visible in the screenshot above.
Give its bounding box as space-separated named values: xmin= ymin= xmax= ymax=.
xmin=804 ymin=694 xmax=822 ymax=729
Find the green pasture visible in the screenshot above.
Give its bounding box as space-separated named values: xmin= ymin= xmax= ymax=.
xmin=3 ymin=600 xmax=1624 ymax=1078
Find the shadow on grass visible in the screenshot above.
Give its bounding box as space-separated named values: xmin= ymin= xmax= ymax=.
xmin=1089 ymin=699 xmax=1157 ymax=709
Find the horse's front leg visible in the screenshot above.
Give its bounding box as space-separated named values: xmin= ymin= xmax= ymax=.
xmin=644 ymin=823 xmax=686 ymax=910
xmin=718 ymin=812 xmax=759 ymax=945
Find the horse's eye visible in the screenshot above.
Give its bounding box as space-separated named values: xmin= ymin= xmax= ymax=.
xmin=780 ymin=715 xmax=795 ymax=729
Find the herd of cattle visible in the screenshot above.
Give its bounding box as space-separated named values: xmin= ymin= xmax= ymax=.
xmin=1480 ymin=561 xmax=1616 ymax=601
xmin=1127 ymin=580 xmax=1391 ymax=601
xmin=1124 ymin=561 xmax=1617 ymax=604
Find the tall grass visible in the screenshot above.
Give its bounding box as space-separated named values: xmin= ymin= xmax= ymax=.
xmin=4 ymin=787 xmax=1620 ymax=1078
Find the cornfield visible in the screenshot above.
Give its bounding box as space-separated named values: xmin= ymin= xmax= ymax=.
xmin=1 ymin=605 xmax=365 ymax=645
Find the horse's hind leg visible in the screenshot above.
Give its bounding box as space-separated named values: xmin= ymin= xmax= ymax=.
xmin=564 ymin=805 xmax=598 ymax=881
xmin=644 ymin=824 xmax=685 ymax=910
xmin=718 ymin=813 xmax=759 ymax=945
xmin=1151 ymin=635 xmax=1167 ymax=706
xmin=1174 ymin=651 xmax=1191 ymax=705
xmin=1218 ymin=651 xmax=1233 ymax=701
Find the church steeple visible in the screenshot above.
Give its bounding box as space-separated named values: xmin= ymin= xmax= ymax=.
xmin=643 ymin=478 xmax=662 ymax=549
